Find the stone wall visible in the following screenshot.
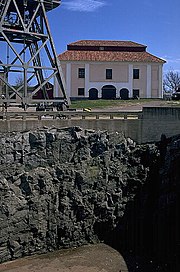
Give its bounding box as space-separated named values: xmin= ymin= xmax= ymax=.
xmin=0 ymin=107 xmax=180 ymax=144
xmin=141 ymin=107 xmax=180 ymax=143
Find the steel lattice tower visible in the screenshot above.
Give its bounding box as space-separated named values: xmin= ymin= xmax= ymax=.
xmin=0 ymin=0 xmax=68 ymax=108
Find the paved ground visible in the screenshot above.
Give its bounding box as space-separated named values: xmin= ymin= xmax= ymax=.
xmin=0 ymin=244 xmax=128 ymax=272
xmin=1 ymin=99 xmax=180 ymax=113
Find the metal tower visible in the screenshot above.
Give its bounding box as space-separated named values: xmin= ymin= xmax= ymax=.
xmin=0 ymin=0 xmax=68 ymax=108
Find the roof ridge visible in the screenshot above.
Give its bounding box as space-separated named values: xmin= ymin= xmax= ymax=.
xmin=68 ymin=40 xmax=146 ymax=47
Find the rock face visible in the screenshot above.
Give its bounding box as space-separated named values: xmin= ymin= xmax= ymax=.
xmin=114 ymin=134 xmax=180 ymax=272
xmin=0 ymin=127 xmax=179 ymax=271
xmin=0 ymin=127 xmax=157 ymax=263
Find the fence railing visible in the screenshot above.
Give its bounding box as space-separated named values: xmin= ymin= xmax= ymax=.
xmin=0 ymin=110 xmax=143 ymax=121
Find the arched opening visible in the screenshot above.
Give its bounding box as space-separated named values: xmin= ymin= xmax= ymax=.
xmin=102 ymin=85 xmax=116 ymax=99
xmin=120 ymin=88 xmax=129 ymax=100
xmin=89 ymin=88 xmax=98 ymax=100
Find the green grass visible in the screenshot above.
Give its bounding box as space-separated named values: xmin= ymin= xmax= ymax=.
xmin=70 ymin=99 xmax=162 ymax=109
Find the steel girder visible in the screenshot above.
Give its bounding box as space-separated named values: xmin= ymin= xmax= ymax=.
xmin=0 ymin=0 xmax=69 ymax=108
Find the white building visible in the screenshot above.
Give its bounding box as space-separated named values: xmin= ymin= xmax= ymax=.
xmin=58 ymin=40 xmax=166 ymax=100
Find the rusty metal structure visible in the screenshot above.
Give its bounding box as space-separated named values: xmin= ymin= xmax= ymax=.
xmin=0 ymin=0 xmax=68 ymax=108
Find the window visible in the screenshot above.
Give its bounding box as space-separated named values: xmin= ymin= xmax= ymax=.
xmin=99 ymin=46 xmax=104 ymax=51
xmin=133 ymin=69 xmax=139 ymax=79
xmin=78 ymin=88 xmax=85 ymax=96
xmin=106 ymin=69 xmax=112 ymax=79
xmin=78 ymin=68 xmax=85 ymax=78
xmin=133 ymin=89 xmax=140 ymax=99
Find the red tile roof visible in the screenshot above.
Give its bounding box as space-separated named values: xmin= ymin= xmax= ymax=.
xmin=59 ymin=50 xmax=166 ymax=63
xmin=68 ymin=40 xmax=146 ymax=48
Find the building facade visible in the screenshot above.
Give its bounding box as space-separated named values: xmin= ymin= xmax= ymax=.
xmin=58 ymin=40 xmax=166 ymax=100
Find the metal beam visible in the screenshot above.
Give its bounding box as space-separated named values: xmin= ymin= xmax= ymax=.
xmin=0 ymin=0 xmax=69 ymax=108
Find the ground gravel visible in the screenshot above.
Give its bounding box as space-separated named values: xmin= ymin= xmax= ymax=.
xmin=0 ymin=244 xmax=128 ymax=272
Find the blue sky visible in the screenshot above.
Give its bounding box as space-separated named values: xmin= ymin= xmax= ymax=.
xmin=47 ymin=0 xmax=180 ymax=73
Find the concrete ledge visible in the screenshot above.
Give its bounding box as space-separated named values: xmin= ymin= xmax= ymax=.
xmin=0 ymin=107 xmax=180 ymax=143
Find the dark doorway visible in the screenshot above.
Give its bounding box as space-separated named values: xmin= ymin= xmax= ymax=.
xmin=120 ymin=88 xmax=129 ymax=100
xmin=89 ymin=88 xmax=98 ymax=100
xmin=102 ymin=85 xmax=116 ymax=99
